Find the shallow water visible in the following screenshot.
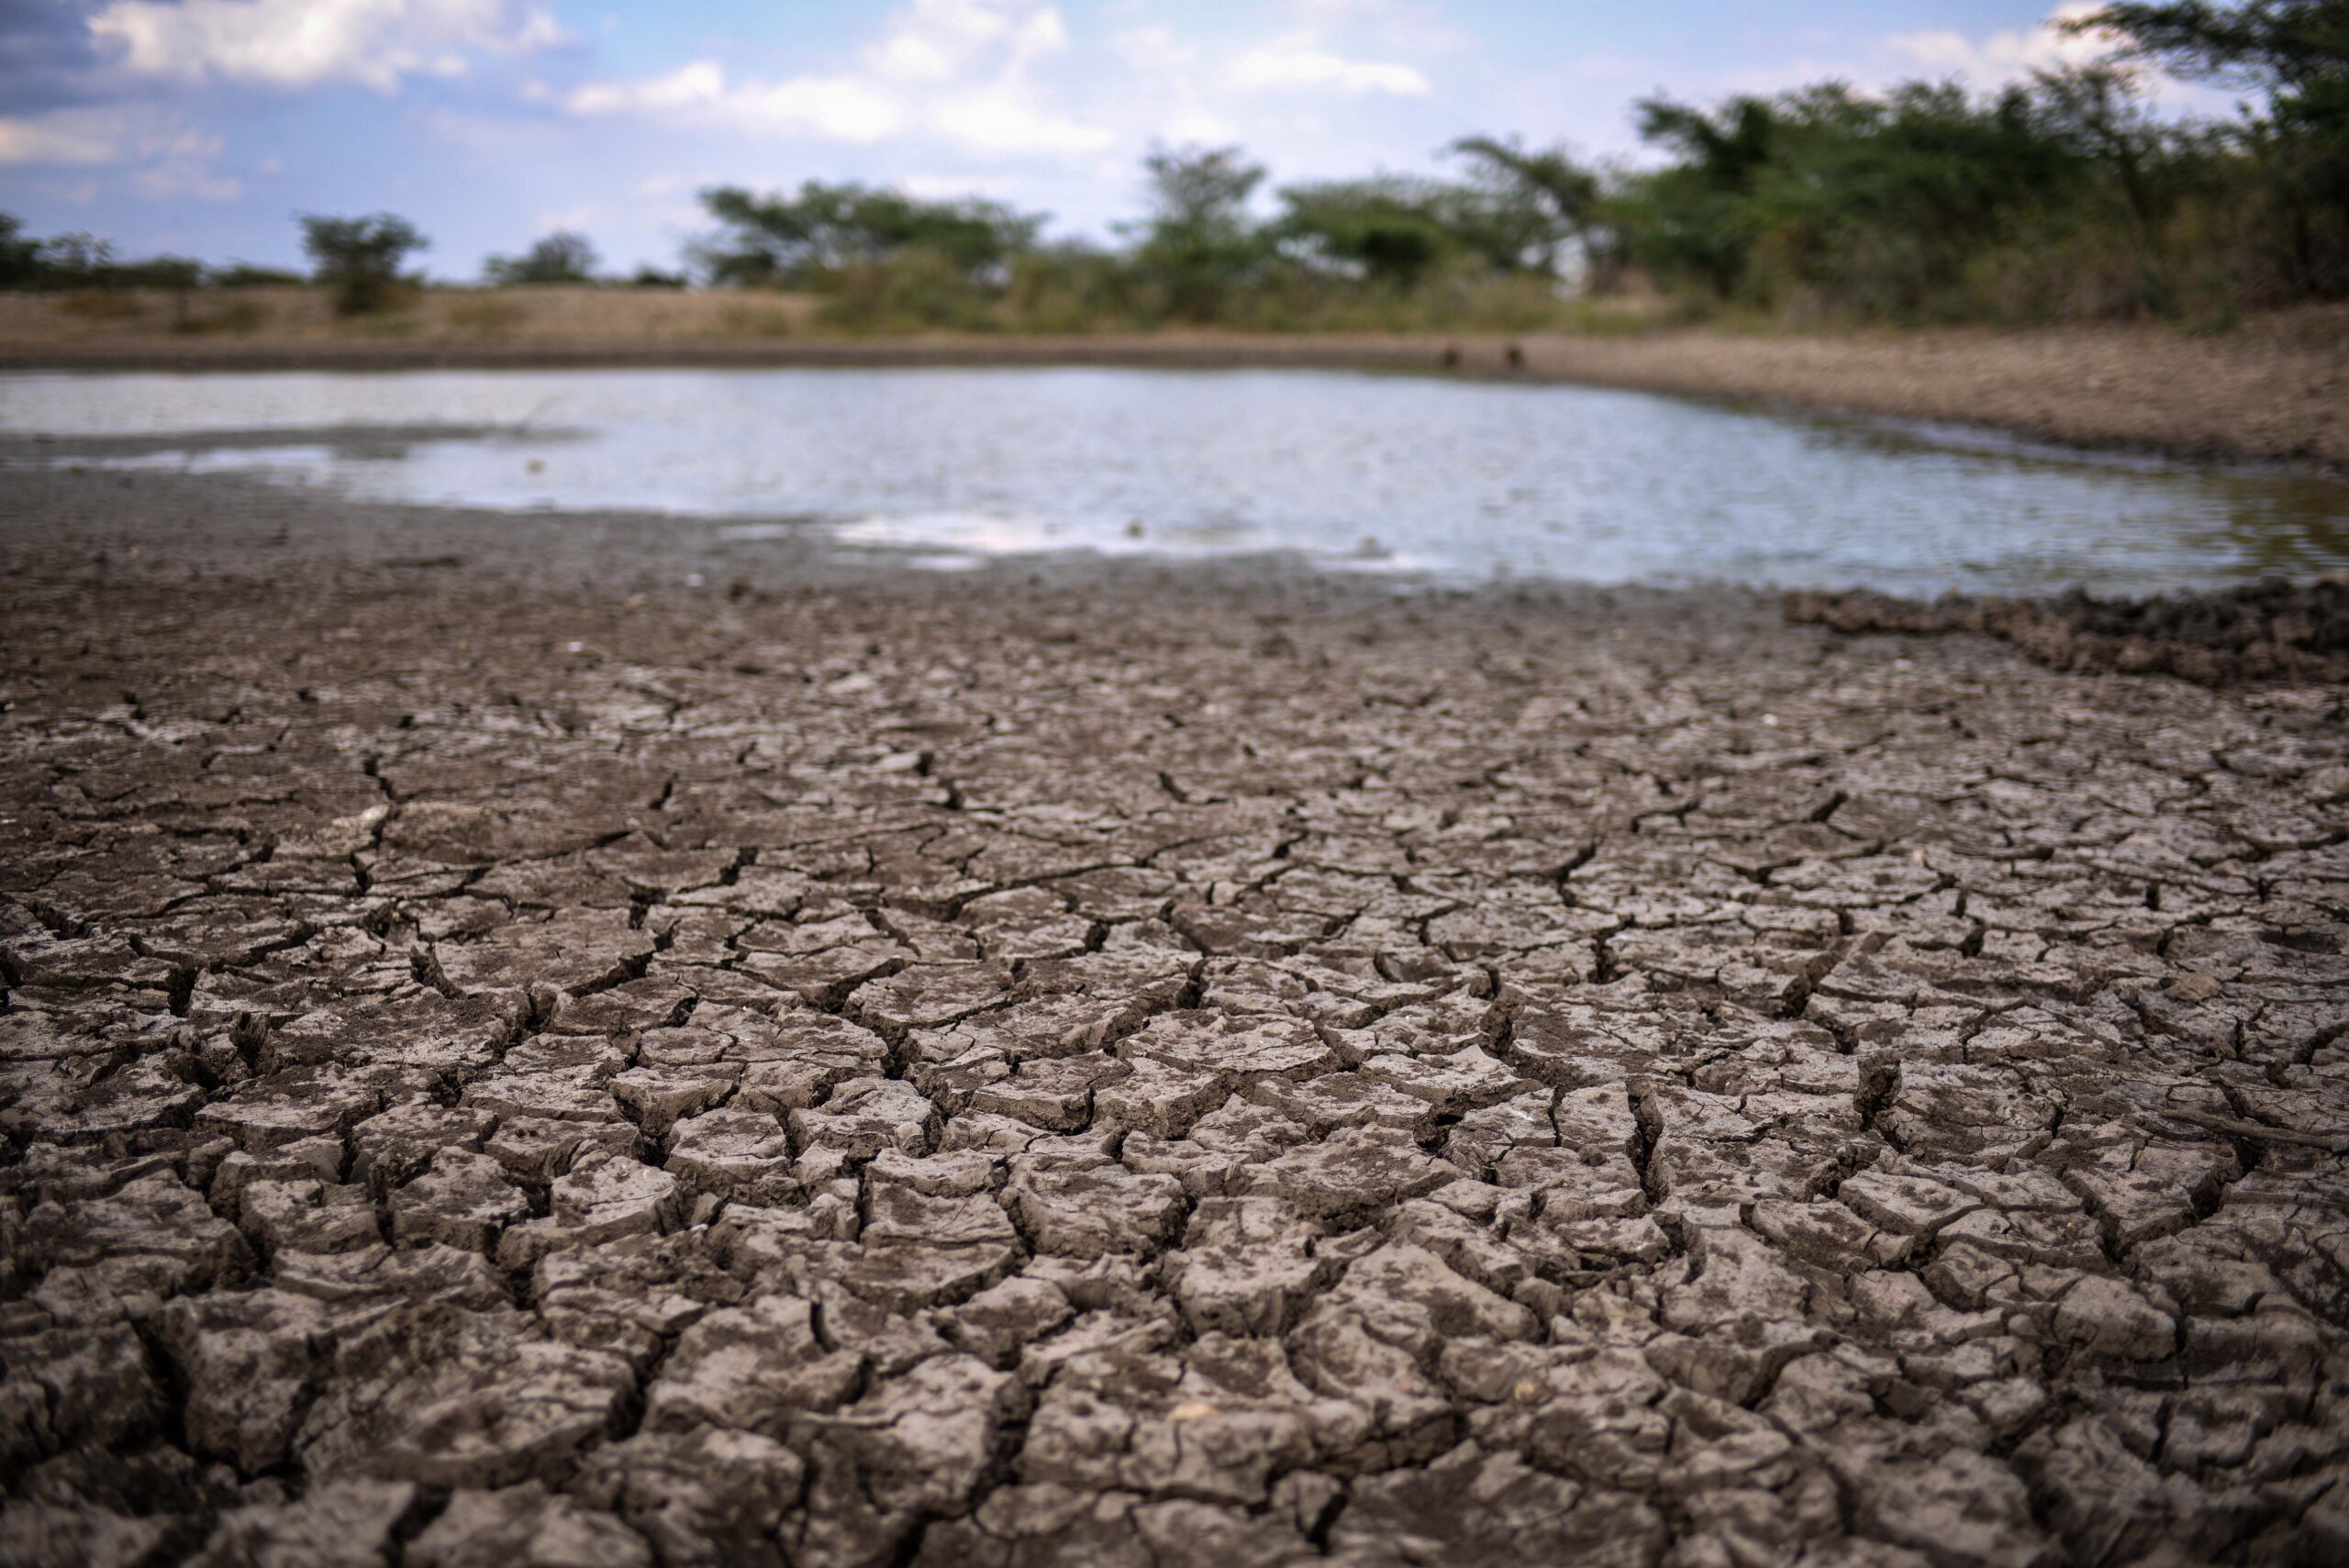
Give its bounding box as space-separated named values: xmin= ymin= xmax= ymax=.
xmin=3 ymin=365 xmax=2343 ymax=595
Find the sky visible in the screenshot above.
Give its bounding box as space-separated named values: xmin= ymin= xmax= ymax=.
xmin=0 ymin=0 xmax=2222 ymax=277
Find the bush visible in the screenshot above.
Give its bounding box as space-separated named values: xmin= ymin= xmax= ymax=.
xmin=211 ymin=263 xmax=306 ymax=288
xmin=484 ymin=231 xmax=596 ymax=285
xmin=816 ymin=251 xmax=999 ymax=332
xmin=300 ymin=213 xmax=428 ymax=316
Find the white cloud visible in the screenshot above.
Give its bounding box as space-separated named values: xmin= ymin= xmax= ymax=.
xmin=566 ymin=61 xmax=726 ymax=117
xmin=133 ymin=163 xmax=245 ymax=202
xmin=561 ymin=0 xmax=1108 ymax=157
xmin=566 ymin=62 xmax=905 ymax=142
xmin=88 ymin=0 xmax=564 ymax=93
xmin=129 ymin=127 xmax=244 ymax=200
xmin=0 ymin=111 xmax=125 ymax=167
xmin=1108 ymin=26 xmax=1196 ymax=72
xmin=1230 ymin=33 xmax=1430 ymax=96
xmin=1163 ymin=110 xmax=1240 ymax=144
xmin=1885 ymin=3 xmax=2112 ymax=84
xmin=1284 ymin=0 xmax=1472 ymax=58
xmin=932 ymin=90 xmax=1112 ymax=154
xmin=0 ymin=110 xmax=244 ymax=202
xmin=732 ymin=75 xmax=908 ymax=142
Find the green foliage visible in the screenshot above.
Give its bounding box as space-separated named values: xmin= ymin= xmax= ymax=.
xmin=484 ymin=230 xmax=598 ymax=285
xmin=299 ymin=213 xmax=429 ymax=315
xmin=211 ymin=263 xmax=306 ymax=288
xmin=1126 ymin=146 xmax=1272 ymax=321
xmin=35 ymin=231 xmax=117 ymax=283
xmin=11 ymin=4 xmax=2348 ymax=333
xmin=1623 ymin=82 xmax=2088 ymax=315
xmin=1002 ymin=243 xmax=1145 ymax=331
xmin=1449 ymin=137 xmax=1607 ymax=275
xmin=1585 ymin=1 xmax=2349 ymax=320
xmin=695 ymin=182 xmax=1041 ymax=286
xmin=1601 ymin=45 xmax=2347 ymax=322
xmin=2076 ymin=0 xmax=2349 ymax=295
xmin=0 ymin=214 xmax=38 ymax=288
xmin=0 ymin=213 xmax=214 ymax=294
xmin=817 ymin=250 xmax=1000 ymax=332
xmin=1275 ymin=177 xmax=1465 ymax=288
xmin=2076 ymin=1 xmax=2349 ymax=108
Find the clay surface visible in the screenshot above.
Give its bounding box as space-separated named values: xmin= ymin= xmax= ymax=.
xmin=2 ymin=468 xmax=2346 ymax=1565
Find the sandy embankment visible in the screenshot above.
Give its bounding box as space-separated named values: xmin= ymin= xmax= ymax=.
xmin=1 ymin=465 xmax=2345 ymax=1563
xmin=3 ymin=286 xmax=2343 ymax=469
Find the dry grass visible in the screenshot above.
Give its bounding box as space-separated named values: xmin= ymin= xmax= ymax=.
xmin=0 ymin=285 xmax=826 ymax=346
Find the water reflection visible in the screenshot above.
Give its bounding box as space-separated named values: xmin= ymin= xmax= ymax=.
xmin=1 ymin=366 xmax=2342 ymax=595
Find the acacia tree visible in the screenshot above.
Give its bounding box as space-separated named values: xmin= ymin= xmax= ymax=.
xmin=0 ymin=215 xmax=37 ymax=288
xmin=484 ymin=230 xmax=598 ymax=285
xmin=2071 ymin=0 xmax=2349 ymax=294
xmin=299 ymin=213 xmax=428 ymax=315
xmin=1449 ymin=137 xmax=1607 ymax=279
xmin=694 ymin=183 xmax=1041 ymax=285
xmin=1127 ymin=146 xmax=1268 ymax=320
xmin=1273 ymin=178 xmax=1457 ymax=287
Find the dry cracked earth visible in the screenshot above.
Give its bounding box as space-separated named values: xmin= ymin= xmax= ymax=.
xmin=2 ymin=469 xmax=2346 ymax=1568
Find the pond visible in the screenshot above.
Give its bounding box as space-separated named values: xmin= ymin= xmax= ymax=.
xmin=3 ymin=365 xmax=2343 ymax=596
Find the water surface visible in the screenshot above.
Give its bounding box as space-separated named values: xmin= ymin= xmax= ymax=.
xmin=3 ymin=366 xmax=2343 ymax=595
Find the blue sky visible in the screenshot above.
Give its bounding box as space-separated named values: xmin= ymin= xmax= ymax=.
xmin=0 ymin=1 xmax=2204 ymax=276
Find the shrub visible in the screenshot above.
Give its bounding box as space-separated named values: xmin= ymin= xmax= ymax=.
xmin=299 ymin=213 xmax=429 ymax=316
xmin=484 ymin=231 xmax=597 ymax=285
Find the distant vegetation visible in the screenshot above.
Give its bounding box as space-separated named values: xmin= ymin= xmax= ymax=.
xmin=3 ymin=1 xmax=2342 ymax=333
xmin=298 ymin=213 xmax=429 ymax=316
xmin=483 ymin=229 xmax=597 ymax=287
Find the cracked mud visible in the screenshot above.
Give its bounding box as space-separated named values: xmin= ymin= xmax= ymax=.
xmin=2 ymin=469 xmax=2346 ymax=1566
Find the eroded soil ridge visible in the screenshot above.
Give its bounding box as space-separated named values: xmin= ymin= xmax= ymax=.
xmin=2 ymin=482 xmax=2346 ymax=1567
xmin=1787 ymin=577 xmax=2349 ymax=686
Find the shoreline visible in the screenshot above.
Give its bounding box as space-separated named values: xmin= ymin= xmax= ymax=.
xmin=3 ymin=307 xmax=2344 ymax=473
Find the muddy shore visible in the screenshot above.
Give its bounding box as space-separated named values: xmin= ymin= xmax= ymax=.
xmin=5 ymin=299 xmax=2345 ymax=471
xmin=2 ymin=466 xmax=2347 ymax=1565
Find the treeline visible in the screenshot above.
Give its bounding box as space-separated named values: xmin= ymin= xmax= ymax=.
xmin=0 ymin=213 xmax=685 ymax=312
xmin=4 ymin=1 xmax=2342 ymax=331
xmin=1600 ymin=0 xmax=2348 ymax=326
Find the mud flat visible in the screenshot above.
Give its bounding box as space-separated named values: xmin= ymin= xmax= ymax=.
xmin=2 ymin=466 xmax=2347 ymax=1566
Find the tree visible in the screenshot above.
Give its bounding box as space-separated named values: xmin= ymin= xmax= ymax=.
xmin=212 ymin=262 xmax=306 ymax=288
xmin=0 ymin=214 xmax=42 ymax=289
xmin=2031 ymin=64 xmax=2174 ymax=234
xmin=1275 ymin=178 xmax=1457 ymax=287
xmin=2072 ymin=0 xmax=2349 ymax=294
xmin=1127 ymin=145 xmax=1269 ymax=320
xmin=1603 ymin=80 xmax=2101 ymax=315
xmin=1612 ymin=94 xmax=1782 ymax=298
xmin=1449 ymin=137 xmax=1605 ymax=276
xmin=2067 ymin=1 xmax=2349 ymax=109
xmin=484 ymin=230 xmax=598 ymax=285
xmin=298 ymin=213 xmax=429 ymax=315
xmin=694 ymin=183 xmax=1041 ymax=285
xmin=37 ymin=232 xmax=116 ymax=282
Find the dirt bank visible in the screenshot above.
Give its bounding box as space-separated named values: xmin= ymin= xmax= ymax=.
xmin=2 ymin=465 xmax=2346 ymax=1564
xmin=1789 ymin=573 xmax=2349 ymax=684
xmin=4 ymin=288 xmax=2344 ymax=470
